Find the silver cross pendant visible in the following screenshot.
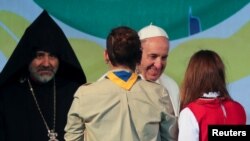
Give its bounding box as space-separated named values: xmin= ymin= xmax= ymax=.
xmin=48 ymin=130 xmax=59 ymax=141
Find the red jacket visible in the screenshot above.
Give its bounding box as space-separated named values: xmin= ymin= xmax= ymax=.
xmin=188 ymin=98 xmax=246 ymax=141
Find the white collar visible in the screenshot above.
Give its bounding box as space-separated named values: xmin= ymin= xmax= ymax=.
xmin=202 ymin=92 xmax=220 ymax=98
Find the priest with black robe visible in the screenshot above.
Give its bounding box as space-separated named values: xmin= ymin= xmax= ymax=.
xmin=0 ymin=10 xmax=86 ymax=141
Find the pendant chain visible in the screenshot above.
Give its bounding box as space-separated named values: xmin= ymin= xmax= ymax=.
xmin=27 ymin=78 xmax=56 ymax=133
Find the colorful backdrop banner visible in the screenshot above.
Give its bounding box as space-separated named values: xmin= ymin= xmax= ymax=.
xmin=1 ymin=0 xmax=249 ymax=123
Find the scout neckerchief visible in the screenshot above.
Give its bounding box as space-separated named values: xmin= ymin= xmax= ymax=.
xmin=107 ymin=70 xmax=138 ymax=90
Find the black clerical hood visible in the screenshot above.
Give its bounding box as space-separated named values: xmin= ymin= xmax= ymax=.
xmin=0 ymin=10 xmax=86 ymax=87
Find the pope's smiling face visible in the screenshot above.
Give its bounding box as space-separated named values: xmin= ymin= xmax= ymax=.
xmin=138 ymin=36 xmax=169 ymax=81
